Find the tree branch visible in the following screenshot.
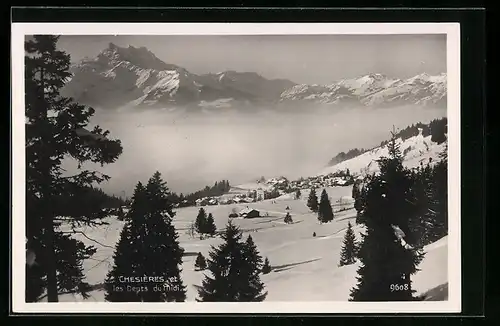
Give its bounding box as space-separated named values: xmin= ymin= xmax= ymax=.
xmin=61 ymin=230 xmax=115 ymax=249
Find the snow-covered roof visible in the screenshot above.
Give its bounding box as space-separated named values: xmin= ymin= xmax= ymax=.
xmin=239 ymin=207 xmax=259 ymax=215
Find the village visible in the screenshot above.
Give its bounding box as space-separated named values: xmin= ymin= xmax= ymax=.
xmin=183 ymin=169 xmax=356 ymax=210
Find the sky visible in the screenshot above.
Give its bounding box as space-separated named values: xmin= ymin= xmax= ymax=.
xmin=56 ymin=34 xmax=446 ymax=85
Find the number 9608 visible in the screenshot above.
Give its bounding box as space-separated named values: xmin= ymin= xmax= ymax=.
xmin=390 ymin=283 xmax=409 ymax=291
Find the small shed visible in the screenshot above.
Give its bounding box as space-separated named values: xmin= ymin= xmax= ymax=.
xmin=239 ymin=208 xmax=260 ymax=218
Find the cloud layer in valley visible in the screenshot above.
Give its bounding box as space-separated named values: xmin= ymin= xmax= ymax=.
xmin=62 ymin=105 xmax=447 ymax=197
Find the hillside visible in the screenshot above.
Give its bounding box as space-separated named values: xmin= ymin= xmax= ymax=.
xmin=318 ymin=129 xmax=446 ymax=178
xmin=326 ymin=117 xmax=447 ymax=168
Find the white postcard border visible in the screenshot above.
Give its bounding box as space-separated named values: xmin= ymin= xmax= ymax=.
xmin=11 ymin=22 xmax=461 ymax=314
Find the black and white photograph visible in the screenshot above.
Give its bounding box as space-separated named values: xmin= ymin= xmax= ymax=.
xmin=11 ymin=23 xmax=461 ymax=313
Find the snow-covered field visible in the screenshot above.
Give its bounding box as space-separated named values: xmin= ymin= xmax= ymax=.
xmin=53 ymin=184 xmax=447 ymax=302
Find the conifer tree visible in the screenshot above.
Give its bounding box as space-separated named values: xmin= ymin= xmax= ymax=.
xmin=428 ymin=140 xmax=448 ymax=242
xmin=104 ymin=182 xmax=148 ymax=302
xmin=307 ymin=187 xmax=319 ymax=212
xmin=195 ymin=208 xmax=207 ymax=236
xmin=206 ymin=213 xmax=217 ymax=236
xmin=105 ymin=173 xmax=187 ymax=302
xmin=432 ymin=143 xmax=448 ymax=238
xmin=318 ymin=189 xmax=334 ymax=223
xmin=195 ymin=252 xmax=207 ymax=271
xmin=117 ymin=205 xmax=125 ymax=221
xmin=339 ymin=222 xmax=358 ymax=266
xmin=240 ymin=235 xmax=267 ymax=301
xmin=352 ymin=181 xmax=360 ymax=201
xmin=353 ymin=180 xmax=366 ymax=218
xmin=25 ymin=35 xmax=123 ymax=302
xmin=141 ymin=171 xmax=186 ymax=302
xmin=350 ymin=132 xmax=424 ymax=301
xmin=197 ymin=220 xmax=267 ymax=301
xmin=408 ymin=165 xmax=436 ymax=247
xmin=262 ymin=257 xmax=272 ymax=274
xmin=295 ymin=189 xmax=302 ymax=200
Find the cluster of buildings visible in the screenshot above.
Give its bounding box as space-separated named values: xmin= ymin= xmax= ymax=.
xmin=193 ymin=193 xmax=259 ymax=207
xmin=187 ymin=171 xmax=353 ymax=209
xmin=289 ymin=172 xmax=354 ymax=191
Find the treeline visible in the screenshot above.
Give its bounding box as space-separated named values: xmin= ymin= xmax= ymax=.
xmin=85 ymin=187 xmax=127 ymax=209
xmin=346 ymin=132 xmax=448 ymax=301
xmin=167 ymin=180 xmax=231 ymax=207
xmin=263 ymin=188 xmax=281 ymax=200
xmin=328 ymin=148 xmax=366 ymax=166
xmin=327 ymin=117 xmax=448 ymax=167
xmin=379 ymin=117 xmax=448 ymax=147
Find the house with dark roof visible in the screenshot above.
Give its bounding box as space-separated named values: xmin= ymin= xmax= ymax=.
xmin=239 ymin=207 xmax=260 ymax=218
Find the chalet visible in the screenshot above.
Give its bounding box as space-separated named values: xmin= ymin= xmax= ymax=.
xmin=196 ymin=198 xmax=211 ymax=206
xmin=239 ymin=208 xmax=260 ymax=219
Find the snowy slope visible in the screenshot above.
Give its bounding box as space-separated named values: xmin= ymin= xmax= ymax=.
xmin=362 ymin=73 xmax=447 ymax=107
xmin=280 ymin=73 xmax=447 ymax=109
xmin=44 ymin=184 xmax=447 ymax=302
xmin=337 ymin=73 xmax=401 ymax=97
xmin=280 ymin=84 xmax=358 ymax=106
xmin=318 ymin=130 xmax=446 ymax=178
xmin=62 ymin=43 xmax=295 ymax=110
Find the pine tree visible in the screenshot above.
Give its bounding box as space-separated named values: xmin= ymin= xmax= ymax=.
xmin=25 ymin=35 xmax=123 ymax=302
xmin=284 ymin=212 xmax=293 ymax=224
xmin=195 ymin=252 xmax=207 ymax=271
xmin=262 ymin=257 xmax=272 ymax=274
xmin=350 ymin=132 xmax=424 ymax=301
xmin=339 ymin=222 xmax=358 ymax=266
xmin=432 ymin=143 xmax=448 ymax=239
xmin=104 ymin=182 xmax=148 ymax=302
xmin=206 ymin=213 xmax=217 ymax=236
xmin=318 ymin=189 xmax=334 ymax=223
xmin=353 ymin=180 xmax=366 ymax=218
xmin=295 ymin=189 xmax=302 ymax=200
xmin=105 ymin=173 xmax=187 ymax=302
xmin=195 ymin=208 xmax=207 ymax=237
xmin=240 ymin=235 xmax=267 ymax=301
xmin=352 ymin=181 xmax=360 ymax=201
xmin=117 ymin=205 xmax=125 ymax=221
xmin=197 ymin=220 xmax=267 ymax=301
xmin=307 ymin=187 xmax=319 ymax=212
xmin=408 ymin=165 xmax=436 ymax=247
xmin=141 ymin=172 xmax=186 ymax=302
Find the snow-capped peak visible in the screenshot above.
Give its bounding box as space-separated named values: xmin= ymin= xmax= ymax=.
xmin=280 ymin=72 xmax=446 ymax=108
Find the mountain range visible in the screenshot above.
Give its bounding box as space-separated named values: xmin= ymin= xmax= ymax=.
xmin=61 ymin=43 xmax=447 ymax=111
